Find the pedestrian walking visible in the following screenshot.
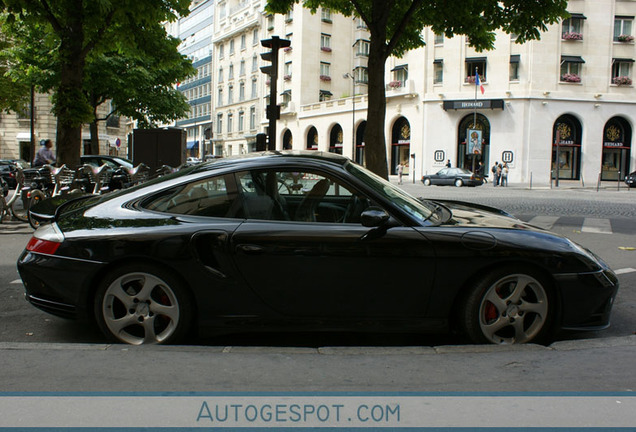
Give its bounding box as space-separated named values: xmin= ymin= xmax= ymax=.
xmin=445 ymin=160 xmax=451 ymax=168
xmin=477 ymin=161 xmax=487 ymax=184
xmin=397 ymin=162 xmax=404 ymax=185
xmin=502 ymin=163 xmax=509 ymax=187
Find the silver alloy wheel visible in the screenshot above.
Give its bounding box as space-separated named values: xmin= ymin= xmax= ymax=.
xmin=454 ymin=178 xmax=463 ymax=187
xmin=101 ymin=272 xmax=180 ymax=345
xmin=478 ymin=273 xmax=548 ymax=344
xmin=424 ymin=178 xmax=431 ymax=186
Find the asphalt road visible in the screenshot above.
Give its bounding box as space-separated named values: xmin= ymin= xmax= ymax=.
xmin=1 ymin=183 xmax=635 ymax=397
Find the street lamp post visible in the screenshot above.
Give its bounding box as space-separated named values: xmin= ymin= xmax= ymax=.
xmin=343 ymin=72 xmax=355 ymax=159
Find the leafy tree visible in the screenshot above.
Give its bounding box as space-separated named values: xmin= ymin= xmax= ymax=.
xmin=1 ymin=0 xmax=191 ymax=168
xmin=266 ymin=0 xmax=568 ymax=178
xmin=84 ymin=23 xmax=195 ymax=154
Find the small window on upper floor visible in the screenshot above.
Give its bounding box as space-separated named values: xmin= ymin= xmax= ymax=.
xmin=614 ymin=16 xmax=634 ymax=42
xmin=562 ymin=13 xmax=586 ymax=41
xmin=611 ymin=58 xmax=633 ymax=86
xmin=509 ymin=55 xmax=520 ymax=81
xmin=321 ymin=8 xmax=332 ymax=23
xmin=433 ymin=59 xmax=443 ymax=84
xmin=434 ymin=33 xmax=444 ymax=45
xmin=465 ymin=58 xmax=486 ymax=83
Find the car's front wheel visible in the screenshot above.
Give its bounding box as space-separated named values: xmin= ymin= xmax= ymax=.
xmin=94 ymin=264 xmax=193 ymax=345
xmin=454 ymin=178 xmax=464 ymax=187
xmin=461 ymin=268 xmax=554 ymax=344
xmin=423 ymin=178 xmax=432 ymax=186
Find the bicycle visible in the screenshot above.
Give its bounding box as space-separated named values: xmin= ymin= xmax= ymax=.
xmin=0 ymin=165 xmax=29 ymax=223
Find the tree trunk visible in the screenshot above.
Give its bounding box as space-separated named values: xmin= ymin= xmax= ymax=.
xmin=53 ymin=6 xmax=86 ymax=169
xmin=362 ymin=0 xmax=390 ymax=180
xmin=89 ymin=119 xmax=100 ymax=155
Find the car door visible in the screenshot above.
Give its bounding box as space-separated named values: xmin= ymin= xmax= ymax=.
xmin=229 ymin=167 xmax=436 ymax=319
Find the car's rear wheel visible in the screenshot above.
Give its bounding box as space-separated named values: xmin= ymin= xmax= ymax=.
xmin=461 ymin=268 xmax=553 ymax=344
xmin=454 ymin=178 xmax=463 ymax=187
xmin=423 ymin=178 xmax=432 ymax=186
xmin=94 ymin=264 xmax=193 ymax=345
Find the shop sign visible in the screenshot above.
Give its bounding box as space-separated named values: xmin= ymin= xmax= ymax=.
xmin=443 ymin=99 xmax=505 ymax=111
xmin=433 ymin=150 xmax=446 ymax=166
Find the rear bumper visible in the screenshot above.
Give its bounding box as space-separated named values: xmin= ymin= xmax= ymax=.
xmin=17 ymin=250 xmax=104 ymax=321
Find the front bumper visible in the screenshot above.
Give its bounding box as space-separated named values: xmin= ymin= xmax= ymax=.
xmin=17 ymin=250 xmax=104 ymax=320
xmin=556 ymin=269 xmax=619 ymax=330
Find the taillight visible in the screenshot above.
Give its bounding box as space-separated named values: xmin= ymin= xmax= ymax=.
xmin=25 ymin=223 xmax=64 ymax=255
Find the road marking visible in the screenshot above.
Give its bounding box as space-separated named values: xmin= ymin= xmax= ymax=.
xmin=581 ymin=218 xmax=612 ymax=234
xmin=615 ymin=268 xmax=636 ymax=275
xmin=527 ymin=215 xmax=560 ymax=230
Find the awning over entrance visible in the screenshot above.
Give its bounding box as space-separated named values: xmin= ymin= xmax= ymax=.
xmin=187 ymin=140 xmax=199 ymax=149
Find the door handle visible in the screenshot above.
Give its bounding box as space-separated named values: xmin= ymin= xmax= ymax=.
xmin=236 ymin=244 xmax=265 ymax=255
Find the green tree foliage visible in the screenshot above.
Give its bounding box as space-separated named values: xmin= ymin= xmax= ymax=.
xmin=266 ymin=0 xmax=568 ymax=178
xmin=84 ymin=23 xmax=195 ymax=153
xmin=0 ymin=0 xmax=191 ymax=168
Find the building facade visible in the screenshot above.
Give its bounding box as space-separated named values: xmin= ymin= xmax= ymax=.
xmin=0 ymin=94 xmax=130 ymax=163
xmin=248 ymin=0 xmax=635 ymax=187
xmin=167 ymin=0 xmax=215 ymax=157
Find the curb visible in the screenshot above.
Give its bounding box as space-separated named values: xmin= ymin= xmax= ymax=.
xmin=0 ymin=335 xmax=634 ymax=355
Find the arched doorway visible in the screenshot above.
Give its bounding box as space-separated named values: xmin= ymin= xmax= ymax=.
xmin=329 ymin=124 xmax=343 ymax=154
xmin=306 ymin=126 xmax=318 ymax=150
xmin=391 ymin=117 xmax=410 ymax=175
xmin=283 ymin=129 xmax=293 ymax=150
xmin=355 ymin=121 xmax=366 ymax=164
xmin=457 ymin=114 xmax=490 ymax=174
xmin=552 ymin=115 xmax=582 ymax=180
xmin=601 ymin=117 xmax=632 ymax=181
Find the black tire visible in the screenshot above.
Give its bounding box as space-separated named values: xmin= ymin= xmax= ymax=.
xmin=94 ymin=264 xmax=194 ymax=345
xmin=423 ymin=178 xmax=432 ymax=186
xmin=461 ymin=267 xmax=554 ymax=344
xmin=454 ymin=178 xmax=463 ymax=187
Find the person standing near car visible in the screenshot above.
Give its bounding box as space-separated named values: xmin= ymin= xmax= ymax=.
xmin=491 ymin=162 xmax=498 ymax=186
xmin=397 ymin=162 xmax=404 ymax=185
xmin=502 ymin=163 xmax=509 ymax=187
xmin=33 ymin=139 xmax=56 ymax=167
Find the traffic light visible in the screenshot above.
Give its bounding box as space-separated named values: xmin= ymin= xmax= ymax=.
xmin=260 ymin=36 xmax=290 ymax=150
xmin=260 ymin=36 xmax=291 ymax=84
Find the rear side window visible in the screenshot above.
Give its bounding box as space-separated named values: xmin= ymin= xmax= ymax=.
xmin=141 ymin=175 xmax=238 ymax=218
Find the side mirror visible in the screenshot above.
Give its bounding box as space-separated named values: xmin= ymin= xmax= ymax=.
xmin=360 ymin=207 xmax=390 ymax=228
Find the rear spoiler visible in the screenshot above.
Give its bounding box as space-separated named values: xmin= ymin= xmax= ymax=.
xmin=28 ymin=193 xmax=94 ymax=226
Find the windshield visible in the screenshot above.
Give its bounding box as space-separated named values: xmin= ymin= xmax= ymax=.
xmin=346 ymin=162 xmax=440 ymax=224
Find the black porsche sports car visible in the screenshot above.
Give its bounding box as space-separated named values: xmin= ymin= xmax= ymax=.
xmin=18 ymin=151 xmax=618 ymax=345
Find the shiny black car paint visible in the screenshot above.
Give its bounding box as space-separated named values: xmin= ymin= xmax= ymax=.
xmin=17 ymin=151 xmax=619 ymax=340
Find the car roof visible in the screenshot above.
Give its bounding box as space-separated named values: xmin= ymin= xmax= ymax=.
xmin=190 ymin=150 xmax=350 ymax=173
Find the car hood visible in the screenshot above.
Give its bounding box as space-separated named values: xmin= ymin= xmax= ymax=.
xmin=429 ymin=199 xmax=538 ymax=231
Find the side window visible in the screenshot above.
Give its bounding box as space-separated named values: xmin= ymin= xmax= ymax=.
xmin=235 ymin=169 xmax=371 ymax=223
xmin=141 ymin=175 xmax=237 ymax=218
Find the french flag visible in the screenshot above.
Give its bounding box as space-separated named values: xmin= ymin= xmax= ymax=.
xmin=475 ymin=73 xmax=485 ymax=94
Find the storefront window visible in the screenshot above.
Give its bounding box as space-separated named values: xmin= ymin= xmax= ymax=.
xmin=551 ymin=115 xmax=582 ymax=180
xmin=601 ymin=117 xmax=632 ymax=181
